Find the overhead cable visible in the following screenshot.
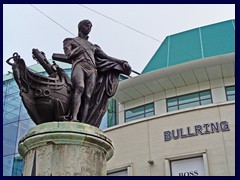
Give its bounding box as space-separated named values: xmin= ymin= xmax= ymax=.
xmin=79 ymin=4 xmax=161 ymax=43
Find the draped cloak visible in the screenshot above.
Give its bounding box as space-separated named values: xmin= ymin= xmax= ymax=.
xmin=82 ymin=56 xmax=131 ymax=127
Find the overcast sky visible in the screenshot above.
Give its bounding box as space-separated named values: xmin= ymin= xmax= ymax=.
xmin=3 ymin=4 xmax=235 ymax=75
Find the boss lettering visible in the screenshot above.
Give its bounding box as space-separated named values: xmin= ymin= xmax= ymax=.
xmin=179 ymin=170 xmax=199 ymax=176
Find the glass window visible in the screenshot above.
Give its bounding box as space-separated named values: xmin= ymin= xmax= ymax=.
xmin=15 ymin=119 xmax=35 ymax=154
xmin=168 ymin=106 xmax=178 ymax=112
xmin=119 ymin=75 xmax=128 ymax=81
xmin=3 ymin=81 xmax=7 ymax=93
xmin=3 ymin=122 xmax=19 ymax=156
xmin=107 ymin=169 xmax=128 ymax=176
xmin=145 ymin=103 xmax=154 ymax=112
xmin=200 ymin=99 xmax=212 ymax=105
xmin=167 ymin=97 xmax=178 ymax=107
xmin=3 ymin=81 xmax=8 ymax=108
xmin=3 ymin=155 xmax=14 ymax=176
xmin=125 ymin=114 xmax=145 ymax=122
xmin=178 ymin=93 xmax=199 ymax=104
xmin=3 ymin=93 xmax=21 ymax=125
xmin=226 ymin=86 xmax=235 ymax=101
xmin=107 ymin=99 xmax=117 ymax=128
xmin=99 ymin=112 xmax=108 ymax=130
xmin=64 ymin=69 xmax=72 ymax=76
xmin=125 ymin=103 xmax=155 ymax=122
xmin=19 ymin=103 xmax=30 ymax=120
xmin=12 ymin=156 xmax=24 ymax=176
xmin=200 ymin=91 xmax=211 ymax=100
xmin=145 ymin=111 xmax=154 ymax=118
xmin=6 ymin=79 xmax=19 ymax=95
xmin=170 ymin=156 xmax=205 ymax=176
xmin=179 ymin=101 xmax=200 ymax=109
xmin=167 ymin=90 xmax=212 ymax=112
xmin=126 ymin=106 xmax=144 ymax=119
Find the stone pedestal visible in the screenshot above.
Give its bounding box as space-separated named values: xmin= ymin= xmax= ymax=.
xmin=18 ymin=122 xmax=114 ymax=176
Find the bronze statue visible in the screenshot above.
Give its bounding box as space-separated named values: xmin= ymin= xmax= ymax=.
xmin=6 ymin=50 xmax=73 ymax=125
xmin=6 ymin=19 xmax=131 ymax=128
xmin=62 ymin=19 xmax=131 ymax=124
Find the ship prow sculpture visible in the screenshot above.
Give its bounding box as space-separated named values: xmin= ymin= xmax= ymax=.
xmin=6 ymin=48 xmax=131 ymax=127
xmin=6 ymin=49 xmax=73 ymax=125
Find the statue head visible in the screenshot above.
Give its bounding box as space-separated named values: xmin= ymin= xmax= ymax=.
xmin=78 ymin=19 xmax=92 ymax=37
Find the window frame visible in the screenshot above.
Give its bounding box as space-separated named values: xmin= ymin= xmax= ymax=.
xmin=225 ymin=85 xmax=235 ymax=101
xmin=107 ymin=163 xmax=133 ymax=176
xmin=167 ymin=90 xmax=212 ymax=112
xmin=124 ymin=103 xmax=155 ymax=123
xmin=165 ymin=151 xmax=209 ymax=176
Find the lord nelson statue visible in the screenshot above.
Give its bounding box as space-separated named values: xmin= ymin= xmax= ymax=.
xmin=63 ymin=19 xmax=131 ymax=126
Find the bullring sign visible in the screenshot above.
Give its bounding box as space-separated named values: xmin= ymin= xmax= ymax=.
xmin=164 ymin=121 xmax=230 ymax=141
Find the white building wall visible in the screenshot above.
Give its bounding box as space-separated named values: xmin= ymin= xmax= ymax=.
xmin=106 ymin=72 xmax=235 ymax=176
xmin=105 ymin=103 xmax=235 ymax=176
xmin=118 ymin=77 xmax=231 ymax=124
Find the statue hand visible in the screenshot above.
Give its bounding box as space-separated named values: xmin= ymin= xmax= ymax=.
xmin=122 ymin=61 xmax=131 ymax=75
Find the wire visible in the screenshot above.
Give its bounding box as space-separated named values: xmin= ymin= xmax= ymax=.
xmin=29 ymin=4 xmax=199 ymax=67
xmin=79 ymin=4 xmax=161 ymax=43
xmin=78 ymin=4 xmax=199 ymax=60
xmin=29 ymin=4 xmax=75 ymax=36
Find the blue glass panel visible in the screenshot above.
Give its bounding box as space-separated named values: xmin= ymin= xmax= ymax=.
xmin=15 ymin=119 xmax=35 ymax=154
xmin=179 ymin=101 xmax=200 ymax=109
xmin=168 ymin=106 xmax=178 ymax=112
xmin=178 ymin=93 xmax=199 ymax=104
xmin=227 ymin=95 xmax=235 ymax=101
xmin=201 ymin=99 xmax=212 ymax=105
xmin=145 ymin=103 xmax=154 ymax=113
xmin=200 ymin=90 xmax=211 ymax=100
xmin=145 ymin=112 xmax=154 ymax=117
xmin=12 ymin=156 xmax=24 ymax=176
xmin=169 ymin=28 xmax=202 ymax=66
xmin=226 ymin=86 xmax=235 ymax=95
xmin=3 ymin=122 xmax=18 ymax=156
xmin=99 ymin=113 xmax=108 ymax=130
xmin=126 ymin=106 xmax=144 ymax=119
xmin=142 ymin=38 xmax=168 ymax=73
xmin=167 ymin=97 xmax=177 ymax=106
xmin=125 ymin=103 xmax=155 ymax=122
xmin=19 ymin=103 xmax=30 ymax=120
xmin=107 ymin=99 xmax=117 ymax=127
xmin=6 ymin=79 xmax=19 ymax=95
xmin=201 ymin=21 xmax=235 ymax=58
xmin=3 ymin=81 xmax=7 ymax=96
xmin=125 ymin=114 xmax=145 ymax=123
xmin=3 ymin=82 xmax=7 ymax=108
xmin=3 ymin=155 xmax=14 ymax=176
xmin=3 ymin=93 xmax=21 ymax=124
xmin=226 ymin=86 xmax=235 ymax=101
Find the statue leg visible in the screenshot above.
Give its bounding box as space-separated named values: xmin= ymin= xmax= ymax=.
xmin=78 ymin=70 xmax=97 ymax=123
xmin=71 ymin=65 xmax=85 ymax=120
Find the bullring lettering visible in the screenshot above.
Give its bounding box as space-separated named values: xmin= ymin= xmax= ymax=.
xmin=164 ymin=121 xmax=230 ymax=141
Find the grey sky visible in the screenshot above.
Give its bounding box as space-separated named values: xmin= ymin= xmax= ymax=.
xmin=3 ymin=4 xmax=235 ymax=75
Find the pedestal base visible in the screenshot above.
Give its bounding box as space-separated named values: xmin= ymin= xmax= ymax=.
xmin=18 ymin=122 xmax=114 ymax=176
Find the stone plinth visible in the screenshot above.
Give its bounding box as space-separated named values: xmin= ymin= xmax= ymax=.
xmin=18 ymin=122 xmax=114 ymax=176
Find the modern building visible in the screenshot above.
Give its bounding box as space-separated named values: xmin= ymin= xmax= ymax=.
xmin=3 ymin=19 xmax=235 ymax=176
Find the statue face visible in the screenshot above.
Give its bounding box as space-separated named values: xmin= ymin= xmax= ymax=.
xmin=79 ymin=21 xmax=92 ymax=35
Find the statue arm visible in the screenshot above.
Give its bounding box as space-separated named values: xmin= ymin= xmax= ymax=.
xmin=6 ymin=58 xmax=14 ymax=66
xmin=63 ymin=38 xmax=82 ymax=60
xmin=94 ymin=45 xmax=126 ymax=64
xmin=94 ymin=44 xmax=131 ymax=75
